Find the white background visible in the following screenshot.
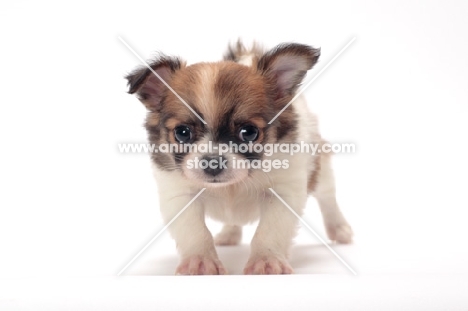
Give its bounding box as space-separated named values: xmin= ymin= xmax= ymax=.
xmin=1 ymin=0 xmax=468 ymax=310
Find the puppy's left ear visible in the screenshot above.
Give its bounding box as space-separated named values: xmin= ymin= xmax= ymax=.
xmin=257 ymin=43 xmax=320 ymax=98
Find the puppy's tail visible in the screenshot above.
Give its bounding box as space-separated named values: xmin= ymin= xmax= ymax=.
xmin=224 ymin=39 xmax=264 ymax=67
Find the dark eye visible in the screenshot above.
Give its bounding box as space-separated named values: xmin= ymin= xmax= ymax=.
xmin=238 ymin=125 xmax=259 ymax=142
xmin=174 ymin=125 xmax=192 ymax=143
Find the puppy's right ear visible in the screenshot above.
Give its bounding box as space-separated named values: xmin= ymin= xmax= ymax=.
xmin=125 ymin=56 xmax=183 ymax=111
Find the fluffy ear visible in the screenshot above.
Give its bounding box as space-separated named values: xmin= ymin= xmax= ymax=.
xmin=257 ymin=43 xmax=320 ymax=98
xmin=125 ymin=56 xmax=183 ymax=111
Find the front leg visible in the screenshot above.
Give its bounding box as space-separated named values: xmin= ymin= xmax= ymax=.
xmin=160 ymin=191 xmax=226 ymax=275
xmin=244 ymin=188 xmax=307 ymax=275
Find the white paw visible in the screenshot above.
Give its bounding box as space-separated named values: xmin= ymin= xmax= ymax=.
xmin=244 ymin=255 xmax=293 ymax=275
xmin=214 ymin=225 xmax=242 ymax=246
xmin=176 ymin=255 xmax=227 ymax=275
xmin=326 ymin=223 xmax=353 ymax=244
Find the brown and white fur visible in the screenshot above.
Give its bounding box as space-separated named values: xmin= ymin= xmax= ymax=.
xmin=125 ymin=41 xmax=353 ymax=275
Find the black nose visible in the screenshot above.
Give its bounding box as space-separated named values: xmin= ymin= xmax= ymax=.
xmin=201 ymin=155 xmax=226 ymax=177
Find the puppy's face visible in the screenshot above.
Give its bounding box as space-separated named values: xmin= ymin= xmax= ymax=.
xmin=126 ymin=44 xmax=319 ymax=187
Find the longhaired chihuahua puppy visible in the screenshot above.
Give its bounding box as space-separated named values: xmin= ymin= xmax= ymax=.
xmin=125 ymin=41 xmax=352 ymax=275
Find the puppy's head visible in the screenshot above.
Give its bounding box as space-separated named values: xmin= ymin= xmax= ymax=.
xmin=126 ymin=43 xmax=319 ymax=187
